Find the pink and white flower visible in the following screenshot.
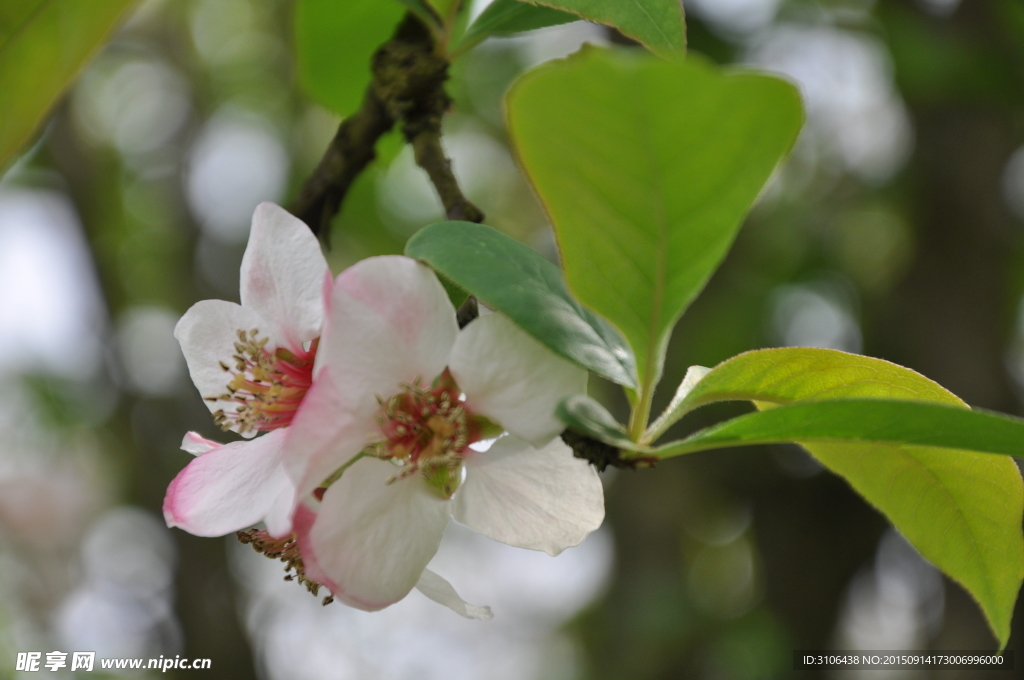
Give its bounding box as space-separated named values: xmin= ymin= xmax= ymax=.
xmin=164 ymin=202 xmax=328 ymax=538
xmin=284 ymin=255 xmax=605 ymax=616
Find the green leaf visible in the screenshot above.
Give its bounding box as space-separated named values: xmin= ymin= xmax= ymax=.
xmin=459 ymin=0 xmax=577 ymax=47
xmin=405 ymin=221 xmax=638 ymax=387
xmin=657 ymin=399 xmax=1024 ymax=460
xmin=528 ymin=0 xmax=686 ymax=57
xmin=653 ymin=347 xmax=1024 ymax=648
xmin=661 ymin=347 xmax=962 ymax=430
xmin=645 ymin=364 xmax=711 ymax=441
xmin=0 ymin=0 xmax=136 ymax=172
xmin=558 ymin=394 xmax=640 ymax=450
xmin=507 ymin=49 xmax=804 ymax=400
xmin=295 ymin=0 xmax=405 ymax=117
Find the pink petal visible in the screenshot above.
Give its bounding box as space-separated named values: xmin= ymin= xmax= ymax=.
xmin=453 ymin=436 xmax=604 ymax=556
xmin=181 ymin=432 xmax=220 ymax=456
xmin=292 ymin=502 xmax=334 ymax=589
xmin=319 ymin=256 xmax=457 ymax=405
xmin=297 ymin=456 xmax=451 ymax=611
xmin=163 ymin=429 xmax=294 ymax=537
xmin=282 ymin=368 xmax=381 ymax=502
xmin=240 ymin=203 xmax=329 ymax=352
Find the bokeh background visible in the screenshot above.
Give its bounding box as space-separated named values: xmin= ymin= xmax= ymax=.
xmin=2 ymin=0 xmax=1024 ymax=677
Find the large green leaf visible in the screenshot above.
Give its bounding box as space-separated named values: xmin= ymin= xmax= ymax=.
xmin=406 ymin=221 xmax=637 ymax=387
xmin=528 ymin=0 xmax=686 ymax=57
xmin=295 ymin=0 xmax=405 ymax=117
xmin=507 ymin=49 xmax=803 ymax=399
xmin=654 ymin=348 xmax=1024 ymax=648
xmin=458 ymin=0 xmax=577 ymax=48
xmin=0 ymin=0 xmax=136 ymax=172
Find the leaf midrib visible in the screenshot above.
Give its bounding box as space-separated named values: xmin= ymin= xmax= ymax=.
xmin=627 ymin=0 xmax=670 ymax=46
xmin=635 ymin=76 xmax=668 ymax=398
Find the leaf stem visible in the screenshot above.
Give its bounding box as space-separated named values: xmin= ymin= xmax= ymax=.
xmin=627 ymin=385 xmax=655 ymax=442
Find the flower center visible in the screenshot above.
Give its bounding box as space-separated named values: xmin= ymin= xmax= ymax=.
xmin=375 ymin=370 xmax=481 ymax=495
xmin=208 ymin=329 xmax=317 ymax=434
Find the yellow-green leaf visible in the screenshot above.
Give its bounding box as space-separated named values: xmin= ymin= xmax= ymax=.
xmin=661 ymin=348 xmax=1024 ymax=648
xmin=294 ymin=0 xmax=405 ymax=117
xmin=0 ymin=0 xmax=136 ymax=172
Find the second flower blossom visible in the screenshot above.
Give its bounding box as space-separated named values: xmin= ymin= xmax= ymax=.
xmin=284 ymin=255 xmax=605 ymax=614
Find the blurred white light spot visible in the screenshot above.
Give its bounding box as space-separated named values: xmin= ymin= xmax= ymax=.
xmin=468 ymin=0 xmax=497 ymax=22
xmin=748 ymin=26 xmax=913 ymax=183
xmin=0 ymin=189 xmax=105 ymax=379
xmin=73 ymin=54 xmax=191 ymax=158
xmin=687 ymin=536 xmax=760 ymax=619
xmin=686 ymin=0 xmax=782 ymax=36
xmin=833 ymin=529 xmax=943 ymax=658
xmin=378 ymin=147 xmax=444 ymax=227
xmin=186 ymin=109 xmax=289 ymax=243
xmin=771 ymin=283 xmax=862 ymax=353
xmin=191 ymin=0 xmax=255 ymax=64
xmin=378 ymin=131 xmax=518 ymax=232
xmin=234 ymin=523 xmax=613 ymax=680
xmin=513 ymin=21 xmax=606 ymax=70
xmin=681 ymin=503 xmax=752 ymax=547
xmin=116 ymin=306 xmax=184 ymax=396
xmin=57 ymin=507 xmax=180 ymax=658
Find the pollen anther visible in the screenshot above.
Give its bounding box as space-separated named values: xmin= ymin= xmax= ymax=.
xmin=206 ymin=330 xmax=318 ymax=434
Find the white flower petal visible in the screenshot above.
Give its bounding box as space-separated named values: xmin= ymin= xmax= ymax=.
xmin=263 ymin=479 xmax=298 ymax=538
xmin=240 ymin=203 xmax=328 ymax=351
xmin=163 ymin=429 xmax=294 ymax=537
xmin=299 ymin=457 xmax=451 ymax=611
xmin=319 ymin=255 xmax=457 ymax=403
xmin=453 ymin=436 xmax=604 ymax=556
xmin=181 ymin=432 xmax=219 ymax=456
xmin=282 ymin=368 xmax=380 ymax=500
xmin=449 ymin=313 xmax=587 ymax=447
xmin=175 ymin=299 xmax=276 ymax=436
xmin=415 ymin=568 xmax=493 ymax=621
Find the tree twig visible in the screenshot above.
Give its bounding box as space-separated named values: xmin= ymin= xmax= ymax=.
xmin=288 ymin=13 xmax=483 ymax=239
xmin=288 ymin=89 xmax=393 ymax=239
xmin=410 ymin=128 xmax=484 ymax=222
